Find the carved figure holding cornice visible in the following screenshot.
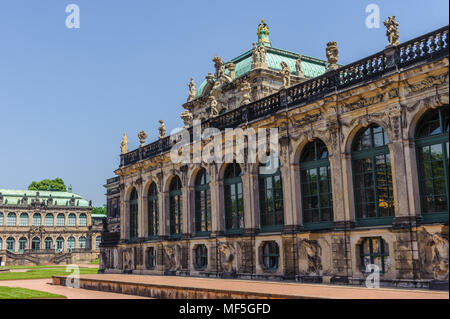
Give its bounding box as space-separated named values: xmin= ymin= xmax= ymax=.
xmin=137 ymin=130 xmax=147 ymax=147
xmin=213 ymin=56 xmax=226 ymax=79
xmin=208 ymin=96 xmax=219 ymax=117
xmin=296 ymin=56 xmax=304 ymax=77
xmin=430 ymin=233 xmax=449 ymax=280
xmin=180 ymin=110 xmax=193 ymax=128
xmin=259 ymin=43 xmax=267 ymax=68
xmin=384 ymin=16 xmax=399 ymax=47
xmin=218 ymin=242 xmax=236 ymax=273
xmin=164 ymin=245 xmax=181 ymax=271
xmin=326 ymin=41 xmax=339 ymax=71
xmin=158 ymin=120 xmax=166 ymax=139
xmin=251 ymin=43 xmax=260 ymax=68
xmin=187 ymin=78 xmax=196 ymax=102
xmin=240 ymin=80 xmax=252 ymax=105
xmin=280 ymin=61 xmax=291 ymax=89
xmin=120 ymin=133 xmax=128 ymax=154
xmin=300 ymin=239 xmax=322 ymax=275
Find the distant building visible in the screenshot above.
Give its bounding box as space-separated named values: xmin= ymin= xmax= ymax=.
xmin=104 ymin=176 xmax=120 ymax=233
xmin=0 ymin=189 xmax=102 ymax=266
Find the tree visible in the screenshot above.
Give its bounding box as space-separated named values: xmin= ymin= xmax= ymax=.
xmin=28 ymin=178 xmax=67 ymax=192
xmin=92 ymin=205 xmax=106 ymax=215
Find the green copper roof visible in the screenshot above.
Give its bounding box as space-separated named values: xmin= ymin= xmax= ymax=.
xmin=196 ymin=46 xmax=327 ymax=97
xmin=0 ymin=189 xmax=90 ymax=207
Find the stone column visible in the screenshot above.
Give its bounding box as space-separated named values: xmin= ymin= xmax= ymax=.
xmin=242 ymin=163 xmax=260 ymax=233
xmin=141 ymin=190 xmax=148 ymax=240
xmin=209 ymin=164 xmax=224 ymax=236
xmin=182 ymin=185 xmax=194 ymax=237
xmin=119 ymin=183 xmax=128 ymax=242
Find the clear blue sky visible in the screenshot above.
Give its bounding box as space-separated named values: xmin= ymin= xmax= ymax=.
xmin=0 ymin=0 xmax=448 ymax=206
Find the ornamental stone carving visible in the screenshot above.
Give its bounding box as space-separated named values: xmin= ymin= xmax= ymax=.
xmin=280 ymin=61 xmax=291 ymax=89
xmin=208 ymin=96 xmax=219 ymax=118
xmin=158 ymin=120 xmax=166 ymax=139
xmin=187 ymin=78 xmax=196 ymax=102
xmin=259 ymin=43 xmax=267 ymax=68
xmin=180 ymin=110 xmax=193 ymax=128
xmin=213 ymin=56 xmax=226 ymax=80
xmin=137 ymin=130 xmax=148 ymax=147
xmin=251 ymin=42 xmax=260 ymax=68
xmin=326 ymin=41 xmax=339 ymax=71
xmin=299 ymin=239 xmax=322 ymax=275
xmin=218 ymin=242 xmax=236 ymax=273
xmin=120 ymin=133 xmax=128 ymax=154
xmin=164 ymin=245 xmax=182 ymax=271
xmin=384 ymin=16 xmax=400 ymax=47
xmin=240 ymin=80 xmax=252 ymax=105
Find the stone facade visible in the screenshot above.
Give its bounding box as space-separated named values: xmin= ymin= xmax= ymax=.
xmin=0 ymin=189 xmax=102 ymax=266
xmin=101 ymin=24 xmax=449 ymax=288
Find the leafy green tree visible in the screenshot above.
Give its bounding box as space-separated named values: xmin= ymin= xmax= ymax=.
xmin=92 ymin=205 xmax=106 ymax=215
xmin=28 ymin=178 xmax=67 ymax=192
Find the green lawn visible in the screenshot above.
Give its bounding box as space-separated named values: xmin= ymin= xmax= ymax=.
xmin=0 ymin=267 xmax=99 ymax=281
xmin=0 ymin=265 xmax=68 ymax=270
xmin=89 ymin=258 xmax=100 ymax=265
xmin=0 ymin=286 xmax=66 ymax=299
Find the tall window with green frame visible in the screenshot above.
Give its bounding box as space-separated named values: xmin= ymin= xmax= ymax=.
xmin=224 ymin=162 xmax=244 ymax=233
xmin=352 ymin=124 xmax=394 ymax=225
xmin=195 ymin=169 xmax=211 ymax=235
xmin=169 ymin=176 xmax=183 ymax=237
xmin=259 ymin=159 xmax=284 ymax=231
xmin=129 ymin=188 xmax=139 ymax=241
xmin=415 ymin=106 xmax=449 ymax=223
xmin=300 ymin=139 xmax=333 ymax=229
xmin=147 ymin=182 xmax=159 ymax=239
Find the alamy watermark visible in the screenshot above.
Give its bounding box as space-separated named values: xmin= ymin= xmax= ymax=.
xmin=365 ymin=4 xmax=380 ymax=29
xmin=365 ymin=264 xmax=380 ymax=288
xmin=65 ymin=264 xmax=80 ymax=288
xmin=65 ymin=4 xmax=80 ymax=29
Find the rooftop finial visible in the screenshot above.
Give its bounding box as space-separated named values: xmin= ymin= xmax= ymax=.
xmin=257 ymin=19 xmax=271 ymax=47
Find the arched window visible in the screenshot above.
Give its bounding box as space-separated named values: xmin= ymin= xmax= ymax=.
xmin=79 ymin=213 xmax=87 ymax=226
xmin=224 ymin=162 xmax=244 ymax=233
xmin=7 ymin=213 xmax=16 ymax=226
xmin=415 ymin=107 xmax=449 ymax=223
xmin=67 ymin=236 xmax=75 ymax=251
xmin=56 ymin=237 xmax=64 ymax=252
xmin=78 ymin=236 xmax=87 ymax=249
xmin=32 ymin=237 xmax=40 ymax=251
xmin=19 ymin=237 xmax=27 ymax=253
xmin=129 ymin=188 xmax=139 ymax=241
xmin=195 ymin=245 xmax=208 ymax=270
xmin=45 ymin=214 xmax=54 ymax=227
xmin=45 ymin=237 xmax=53 ymax=250
xmin=95 ymin=236 xmax=101 ymax=250
xmin=261 ymin=241 xmax=279 ymax=270
xmin=259 ymin=158 xmax=284 ymax=231
xmin=300 ymin=140 xmax=333 ymax=229
xmin=195 ymin=169 xmax=211 ymax=235
xmin=147 ymin=183 xmax=159 ymax=239
xmin=169 ymin=177 xmax=183 ymax=238
xmin=6 ymin=237 xmax=15 ymax=252
xmin=68 ymin=213 xmax=76 ymax=227
xmin=32 ymin=213 xmax=41 ymax=226
xmin=0 ymin=212 xmax=3 ymax=226
xmin=20 ymin=213 xmax=29 ymax=226
xmin=352 ymin=124 xmax=394 ymax=225
xmin=57 ymin=213 xmax=65 ymax=227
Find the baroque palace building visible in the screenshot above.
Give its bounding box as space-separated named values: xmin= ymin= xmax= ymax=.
xmin=0 ymin=189 xmax=103 ymax=266
xmin=100 ymin=19 xmax=449 ymax=288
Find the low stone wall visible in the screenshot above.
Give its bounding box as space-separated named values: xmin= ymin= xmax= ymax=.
xmin=0 ymin=250 xmax=99 ymax=266
xmin=51 ymin=276 xmax=305 ymax=299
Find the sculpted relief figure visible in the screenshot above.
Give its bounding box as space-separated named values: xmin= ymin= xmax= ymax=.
xmin=251 ymin=42 xmax=260 ymax=67
xmin=384 ymin=16 xmax=400 ymax=47
xmin=180 ymin=110 xmax=193 ymax=128
xmin=259 ymin=43 xmax=267 ymax=68
xmin=213 ymin=56 xmax=226 ymax=79
xmin=208 ymin=95 xmax=219 ymax=117
xmin=300 ymin=239 xmax=323 ymax=275
xmin=218 ymin=242 xmax=236 ymax=273
xmin=120 ymin=133 xmax=128 ymax=154
xmin=430 ymin=233 xmax=449 ymax=280
xmin=296 ymin=56 xmax=304 ymax=77
xmin=137 ymin=130 xmax=148 ymax=147
xmin=158 ymin=120 xmax=166 ymax=139
xmin=326 ymin=41 xmax=339 ymax=71
xmin=187 ymin=78 xmax=196 ymax=102
xmin=240 ymin=80 xmax=252 ymax=105
xmin=280 ymin=61 xmax=291 ymax=89
xmin=164 ymin=245 xmax=181 ymax=271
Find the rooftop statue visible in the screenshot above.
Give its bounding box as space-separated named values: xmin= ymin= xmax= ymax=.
xmin=213 ymin=56 xmax=226 ymax=79
xmin=326 ymin=41 xmax=339 ymax=71
xmin=296 ymin=56 xmax=304 ymax=77
xmin=120 ymin=133 xmax=128 ymax=154
xmin=259 ymin=43 xmax=267 ymax=68
xmin=384 ymin=16 xmax=400 ymax=47
xmin=251 ymin=42 xmax=260 ymax=68
xmin=208 ymin=96 xmax=219 ymax=117
xmin=187 ymin=78 xmax=196 ymax=102
xmin=137 ymin=130 xmax=147 ymax=147
xmin=158 ymin=120 xmax=166 ymax=139
xmin=280 ymin=61 xmax=291 ymax=89
xmin=180 ymin=110 xmax=193 ymax=128
xmin=257 ymin=19 xmax=270 ymax=45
